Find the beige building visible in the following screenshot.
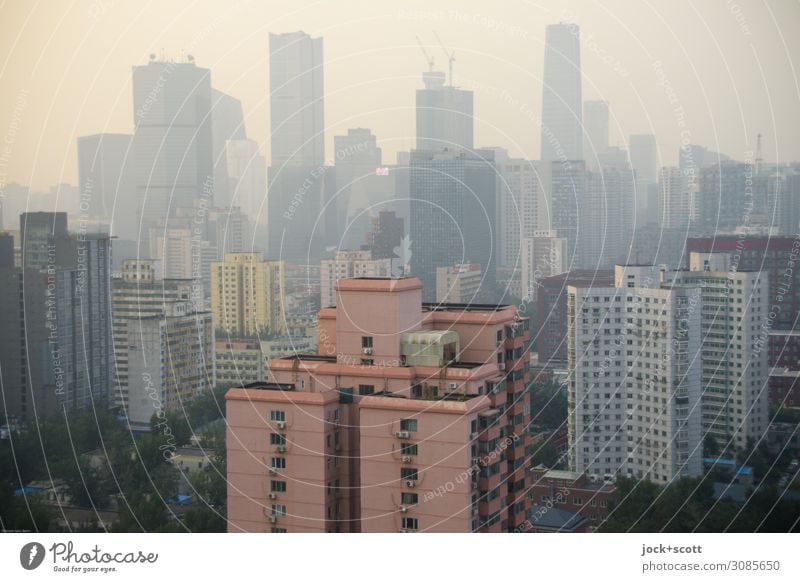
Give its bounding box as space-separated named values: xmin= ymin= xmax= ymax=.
xmin=320 ymin=250 xmax=392 ymax=307
xmin=435 ymin=263 xmax=482 ymax=303
xmin=211 ymin=253 xmax=286 ymax=336
xmin=215 ymin=336 xmax=315 ymax=387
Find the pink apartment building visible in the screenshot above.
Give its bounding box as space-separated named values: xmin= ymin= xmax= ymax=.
xmin=226 ymin=277 xmax=533 ymax=532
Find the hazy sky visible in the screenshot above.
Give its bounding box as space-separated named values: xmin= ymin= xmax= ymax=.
xmin=1 ymin=0 xmax=798 ymax=191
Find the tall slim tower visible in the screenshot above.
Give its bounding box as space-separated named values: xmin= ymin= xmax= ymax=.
xmin=540 ymin=23 xmax=583 ymax=162
xmin=267 ymin=32 xmax=325 ymax=259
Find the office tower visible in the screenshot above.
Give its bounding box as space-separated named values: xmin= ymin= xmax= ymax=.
xmin=541 ymin=23 xmax=583 ymax=162
xmin=267 ymin=32 xmax=325 ymax=259
xmin=333 ymin=128 xmax=382 ymax=247
xmin=535 ymin=270 xmax=614 ymax=366
xmin=520 ymin=233 xmax=567 ymax=301
xmin=410 ymin=149 xmax=497 ymax=301
xmin=629 ymin=134 xmax=658 ymax=222
xmin=548 ymin=160 xmax=584 ymax=267
xmin=205 ymin=206 xmax=253 ymax=257
xmin=672 ymin=257 xmax=769 ymax=451
xmin=696 ymin=161 xmax=753 ymax=232
xmin=580 ymin=166 xmax=635 ymax=268
xmin=76 ymin=133 xmax=136 ymax=240
xmin=416 ymin=70 xmax=474 ymax=152
xmin=567 ymin=265 xmax=704 ymax=483
xmin=19 ymin=211 xmax=69 ymax=269
xmin=125 ymin=300 xmax=214 ymax=426
xmin=111 ymin=259 xmax=201 ymax=411
xmin=148 ymin=221 xmax=216 ymax=284
xmin=658 ymin=166 xmax=692 ymax=230
xmin=583 ymin=100 xmax=609 ymax=171
xmin=494 ymin=150 xmax=548 ymax=268
xmin=226 ymin=139 xmax=267 ymax=224
xmin=687 ymin=236 xmax=800 ymax=421
xmin=132 ymin=58 xmax=213 ymax=250
xmin=211 ymin=88 xmax=247 ymax=207
xmin=211 ymin=252 xmax=286 ymax=336
xmin=435 ymin=263 xmax=482 ymax=303
xmin=226 ymin=276 xmax=533 ymax=532
xmin=320 ymin=250 xmax=392 ymax=308
xmin=5 ymin=215 xmax=113 ymax=418
xmin=362 ymin=210 xmax=404 ymax=261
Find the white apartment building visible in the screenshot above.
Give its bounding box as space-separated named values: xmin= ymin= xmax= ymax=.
xmin=567 ymin=265 xmax=704 ymax=483
xmin=520 ymin=231 xmax=567 ymax=301
xmin=320 ymin=250 xmax=391 ymax=307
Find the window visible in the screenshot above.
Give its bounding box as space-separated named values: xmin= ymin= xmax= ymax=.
xmin=270 ymin=410 xmax=285 ymax=422
xmin=271 ymin=504 xmax=287 ymax=516
xmin=400 ymin=443 xmax=418 ymax=455
xmin=400 ymin=419 xmax=418 ymax=432
xmin=271 ymin=457 xmax=286 ymax=469
xmin=401 ymin=492 xmax=418 ymax=505
xmin=401 ymin=517 xmax=418 ymax=530
xmin=401 ymin=468 xmax=418 ymax=481
xmin=271 ymin=480 xmax=286 ymax=492
xmin=271 ymin=527 xmax=287 ymax=533
xmin=358 ymin=384 xmax=375 ymax=396
xmin=270 ymin=433 xmax=286 ymax=445
xmin=362 ymin=336 xmax=373 ymax=349
xmin=361 ymin=359 xmax=374 ymax=366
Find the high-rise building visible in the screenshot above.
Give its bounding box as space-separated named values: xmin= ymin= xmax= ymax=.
xmin=333 ymin=128 xmax=382 ymax=247
xmin=215 ymin=336 xmax=315 ymax=388
xmin=226 ymin=276 xmax=533 ymax=532
xmin=226 ymin=139 xmax=267 ymax=225
xmin=494 ymin=150 xmax=548 ymax=268
xmin=540 ymin=23 xmax=583 ymax=162
xmin=629 ymin=134 xmax=658 ymax=222
xmin=696 ymin=161 xmax=753 ymax=232
xmin=361 ymin=210 xmax=404 ymax=262
xmin=567 ymin=265 xmax=704 ymax=483
xmin=77 ymin=133 xmax=136 ymax=240
xmin=112 ymin=259 xmax=201 ymax=411
xmin=416 ymin=70 xmax=474 ymax=152
xmin=125 ymin=300 xmax=214 ymax=426
xmin=132 ymin=58 xmax=213 ymax=250
xmin=520 ymin=232 xmax=567 ymax=301
xmin=410 ymin=149 xmax=497 ymax=301
xmin=672 ymin=257 xmax=769 ymax=451
xmin=583 ymin=100 xmax=609 ymax=171
xmin=267 ymin=32 xmax=325 ymax=259
xmin=658 ymin=166 xmax=692 ymax=230
xmin=211 ymin=88 xmax=247 ymax=208
xmin=535 ymin=270 xmax=614 ymax=366
xmin=435 ymin=263 xmax=482 ymax=303
xmin=211 ymin=252 xmax=286 ymax=336
xmin=580 ymin=165 xmax=635 ymax=268
xmin=320 ymin=250 xmax=392 ymax=308
xmin=19 ymin=211 xmax=69 ymax=269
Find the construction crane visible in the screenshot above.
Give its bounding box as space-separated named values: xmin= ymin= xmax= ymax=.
xmin=433 ymin=31 xmax=455 ymax=86
xmin=415 ymin=36 xmax=435 ymax=72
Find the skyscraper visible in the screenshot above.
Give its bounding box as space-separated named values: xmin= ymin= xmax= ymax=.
xmin=211 ymin=88 xmax=247 ymax=207
xmin=629 ymin=134 xmax=658 ymax=222
xmin=267 ymin=32 xmax=325 ymax=259
xmin=416 ymin=70 xmax=474 ymax=152
xmin=410 ymin=149 xmax=497 ymax=301
xmin=658 ymin=166 xmax=692 ymax=230
xmin=77 ymin=133 xmax=136 ymax=240
xmin=131 ymin=58 xmax=214 ymax=250
xmin=540 ymin=23 xmax=583 ymax=162
xmin=333 ymin=128 xmax=382 ymax=247
xmin=226 ymin=138 xmax=267 ymax=225
xmin=583 ymin=100 xmax=609 ymax=171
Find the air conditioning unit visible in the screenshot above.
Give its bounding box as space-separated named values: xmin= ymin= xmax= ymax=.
xmin=268 ymin=515 xmax=277 ymax=523
xmin=471 ymin=457 xmax=481 ymax=466
xmin=276 ymin=421 xmax=286 ymax=430
xmin=470 ymin=432 xmax=479 ymax=440
xmin=498 ymin=363 xmax=506 ymax=371
xmin=334 ymin=444 xmax=341 ymax=452
xmin=399 ymin=505 xmax=408 ymax=513
xmin=405 ymin=480 xmax=417 ymax=488
xmin=268 ymin=467 xmax=277 ymax=475
xmin=395 ymin=431 xmax=410 ymax=439
xmin=399 ymin=528 xmax=411 ymax=533
xmin=277 ymin=445 xmax=287 ymax=453
xmin=268 ymin=492 xmax=277 ymax=500
xmin=362 ymin=347 xmax=373 ymax=355
xmin=401 ymin=455 xmax=412 ymax=463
